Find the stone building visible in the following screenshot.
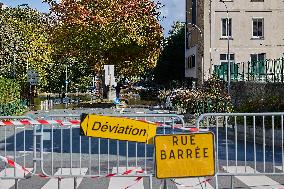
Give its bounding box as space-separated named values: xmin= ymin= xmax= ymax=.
xmin=185 ymin=0 xmax=284 ymax=84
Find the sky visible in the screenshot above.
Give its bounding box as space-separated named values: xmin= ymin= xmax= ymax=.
xmin=0 ymin=0 xmax=185 ymax=36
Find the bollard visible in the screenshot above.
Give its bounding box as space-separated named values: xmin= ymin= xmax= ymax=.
xmin=45 ymin=100 xmax=48 ymax=111
xmin=41 ymin=101 xmax=43 ymax=110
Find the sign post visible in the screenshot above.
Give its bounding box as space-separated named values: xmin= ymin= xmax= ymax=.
xmin=27 ymin=69 xmax=39 ymax=107
xmin=155 ymin=133 xmax=215 ymax=179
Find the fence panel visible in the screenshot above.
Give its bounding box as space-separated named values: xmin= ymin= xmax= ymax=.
xmin=39 ymin=113 xmax=187 ymax=188
xmin=196 ymin=112 xmax=284 ymax=188
xmin=0 ymin=116 xmax=38 ymax=189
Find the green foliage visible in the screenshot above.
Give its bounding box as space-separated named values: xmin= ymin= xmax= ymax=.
xmin=160 ymin=77 xmax=233 ymax=115
xmin=237 ymin=96 xmax=284 ymax=129
xmin=0 ymin=7 xmax=53 ymax=89
xmin=154 ymin=22 xmax=185 ymax=85
xmin=238 ymin=96 xmax=284 ymax=113
xmin=0 ymin=2 xmax=164 ymax=94
xmin=0 ymin=77 xmax=20 ymax=103
xmin=45 ymin=0 xmax=163 ymax=77
xmin=0 ymin=100 xmax=27 ymax=116
xmin=0 ymin=77 xmax=27 ymax=115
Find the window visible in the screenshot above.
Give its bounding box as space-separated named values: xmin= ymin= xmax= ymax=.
xmin=220 ymin=54 xmax=235 ymax=64
xmin=192 ymin=0 xmax=197 ymax=25
xmin=252 ymin=18 xmax=264 ymax=38
xmin=187 ymin=55 xmax=196 ymax=68
xmin=221 ymin=18 xmax=232 ymax=38
xmin=250 ymin=53 xmax=266 ymax=74
xmin=186 ymin=27 xmax=189 ymax=49
xmin=220 ymin=54 xmax=238 ymax=79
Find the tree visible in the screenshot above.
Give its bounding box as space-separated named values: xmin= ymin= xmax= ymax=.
xmin=154 ymin=22 xmax=185 ymax=86
xmin=45 ymin=0 xmax=163 ymax=77
xmin=0 ymin=6 xmax=53 ymax=89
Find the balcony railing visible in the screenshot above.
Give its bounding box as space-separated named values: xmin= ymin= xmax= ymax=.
xmin=214 ymin=58 xmax=284 ymax=83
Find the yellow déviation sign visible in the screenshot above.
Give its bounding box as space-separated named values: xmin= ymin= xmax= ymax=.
xmin=155 ymin=133 xmax=215 ymax=179
xmin=80 ymin=114 xmax=157 ymax=143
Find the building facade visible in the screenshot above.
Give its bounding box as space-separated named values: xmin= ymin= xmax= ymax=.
xmin=185 ymin=0 xmax=284 ymax=84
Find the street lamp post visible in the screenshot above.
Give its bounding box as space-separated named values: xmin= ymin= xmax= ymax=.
xmin=65 ymin=64 xmax=68 ymax=97
xmin=221 ymin=1 xmax=231 ymax=94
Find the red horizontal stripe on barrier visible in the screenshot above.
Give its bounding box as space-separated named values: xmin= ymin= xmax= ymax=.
xmin=37 ymin=120 xmax=50 ymax=125
xmin=122 ymin=170 xmax=132 ymax=175
xmin=189 ymin=128 xmax=199 ymax=132
xmin=20 ymin=120 xmax=31 ymax=125
xmin=7 ymin=158 xmax=15 ymax=167
xmin=106 ymin=173 xmax=116 ymax=177
xmin=55 ymin=120 xmax=63 ymax=124
xmin=136 ymin=170 xmax=144 ymax=173
xmin=2 ymin=121 xmax=13 ymax=125
xmin=69 ymin=120 xmax=80 ymax=124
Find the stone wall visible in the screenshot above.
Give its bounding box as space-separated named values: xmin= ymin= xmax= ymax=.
xmin=230 ymin=82 xmax=284 ymax=108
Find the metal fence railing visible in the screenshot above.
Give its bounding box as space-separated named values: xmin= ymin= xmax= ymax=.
xmin=196 ymin=112 xmax=284 ymax=188
xmin=214 ymin=58 xmax=284 ymax=83
xmin=41 ymin=114 xmax=186 ymax=182
xmin=0 ymin=114 xmax=188 ymax=189
xmin=3 ymin=112 xmax=284 ymax=188
xmin=0 ymin=116 xmax=37 ymax=189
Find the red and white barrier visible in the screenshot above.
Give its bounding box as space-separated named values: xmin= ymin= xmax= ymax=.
xmin=0 ymin=119 xmax=80 ymax=126
xmin=0 ymin=119 xmax=199 ymax=132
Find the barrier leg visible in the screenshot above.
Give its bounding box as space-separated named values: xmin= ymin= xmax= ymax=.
xmin=215 ymin=175 xmax=219 ymax=189
xmin=162 ymin=179 xmax=168 ymax=189
xmin=149 ymin=175 xmax=153 ymax=189
xmin=58 ymin=178 xmax=61 ymax=189
xmin=74 ymin=177 xmax=77 ymax=189
xmin=15 ymin=179 xmax=18 ymax=189
xmin=231 ymin=175 xmax=234 ymax=189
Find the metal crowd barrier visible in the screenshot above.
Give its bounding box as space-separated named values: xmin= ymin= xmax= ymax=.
xmin=196 ymin=112 xmax=284 ymax=188
xmin=0 ymin=116 xmax=38 ymax=189
xmin=38 ymin=113 xmax=186 ymax=189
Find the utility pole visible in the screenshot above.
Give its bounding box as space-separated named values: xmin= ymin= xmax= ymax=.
xmin=65 ymin=64 xmax=68 ymax=97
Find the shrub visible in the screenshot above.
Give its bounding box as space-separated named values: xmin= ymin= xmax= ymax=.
xmin=0 ymin=77 xmax=27 ymax=115
xmin=238 ymin=96 xmax=284 ymax=129
xmin=0 ymin=77 xmax=21 ymax=104
xmin=159 ymin=77 xmax=233 ymax=115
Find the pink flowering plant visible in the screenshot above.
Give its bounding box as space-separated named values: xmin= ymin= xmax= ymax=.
xmin=159 ymin=77 xmax=233 ymax=115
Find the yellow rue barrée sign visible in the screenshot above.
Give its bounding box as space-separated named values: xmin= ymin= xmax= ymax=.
xmin=155 ymin=133 xmax=215 ymax=178
xmin=80 ymin=114 xmax=157 ymax=143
